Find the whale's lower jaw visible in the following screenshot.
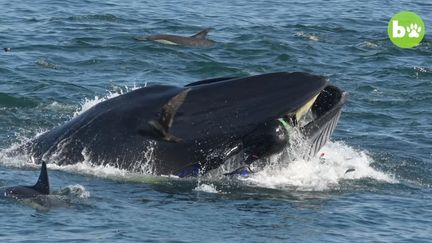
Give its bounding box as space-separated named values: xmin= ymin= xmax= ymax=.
xmin=301 ymin=85 xmax=347 ymax=159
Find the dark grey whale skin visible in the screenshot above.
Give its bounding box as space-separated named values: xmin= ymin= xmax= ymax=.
xmin=25 ymin=72 xmax=329 ymax=175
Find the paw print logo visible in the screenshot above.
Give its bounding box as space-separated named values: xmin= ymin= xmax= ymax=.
xmin=389 ymin=11 xmax=425 ymax=48
xmin=406 ymin=23 xmax=422 ymax=38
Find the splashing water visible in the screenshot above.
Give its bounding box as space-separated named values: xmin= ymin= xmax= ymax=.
xmin=295 ymin=31 xmax=320 ymax=41
xmin=73 ymin=84 xmax=143 ymax=117
xmin=243 ymin=141 xmax=396 ymax=191
xmin=193 ymin=183 xmax=221 ymax=194
xmin=58 ymin=184 xmax=91 ymax=199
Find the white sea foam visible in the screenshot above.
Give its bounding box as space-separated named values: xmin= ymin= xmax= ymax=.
xmin=193 ymin=183 xmax=220 ymax=193
xmin=44 ymin=101 xmax=76 ymax=112
xmin=59 ymin=184 xmax=91 ymax=198
xmin=48 ymin=161 xmax=129 ymax=178
xmin=1 ymin=134 xmax=394 ymax=193
xmin=243 ymin=141 xmax=396 ymax=191
xmin=361 ymin=41 xmax=379 ymax=49
xmin=295 ymin=31 xmax=319 ymax=41
xmin=73 ymin=84 xmax=143 ymax=117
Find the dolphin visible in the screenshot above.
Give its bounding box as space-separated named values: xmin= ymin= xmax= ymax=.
xmin=1 ymin=162 xmax=49 ymax=199
xmin=21 ymin=72 xmax=346 ymax=177
xmin=144 ymin=28 xmax=214 ymax=47
xmin=1 ymin=162 xmax=78 ymax=209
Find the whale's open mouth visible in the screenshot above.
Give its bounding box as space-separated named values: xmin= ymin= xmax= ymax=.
xmin=177 ymin=77 xmax=347 ymax=178
xmin=225 ymin=85 xmax=347 ymax=178
xmin=299 ymin=85 xmax=347 ymax=158
xmin=284 ymin=85 xmax=347 ymax=159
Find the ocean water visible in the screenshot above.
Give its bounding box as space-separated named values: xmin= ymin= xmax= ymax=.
xmin=1 ymin=0 xmax=431 ymax=242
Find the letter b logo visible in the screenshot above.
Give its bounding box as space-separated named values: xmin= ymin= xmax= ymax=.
xmin=388 ymin=11 xmax=425 ymax=48
xmin=392 ymin=20 xmax=405 ymax=38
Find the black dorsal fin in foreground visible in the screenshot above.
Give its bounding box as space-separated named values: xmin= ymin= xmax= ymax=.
xmin=190 ymin=28 xmax=211 ymax=39
xmin=32 ymin=161 xmax=50 ymax=195
xmin=148 ymin=88 xmax=191 ymax=142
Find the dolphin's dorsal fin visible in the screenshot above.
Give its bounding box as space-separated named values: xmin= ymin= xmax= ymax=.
xmin=148 ymin=88 xmax=191 ymax=142
xmin=32 ymin=161 xmax=50 ymax=195
xmin=190 ymin=28 xmax=211 ymax=39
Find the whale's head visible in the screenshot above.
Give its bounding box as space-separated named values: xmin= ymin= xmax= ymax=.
xmin=166 ymin=72 xmax=342 ymax=175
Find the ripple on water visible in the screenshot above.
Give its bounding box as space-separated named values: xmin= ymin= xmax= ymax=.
xmin=0 ymin=93 xmax=39 ymax=108
xmin=35 ymin=58 xmax=59 ymax=69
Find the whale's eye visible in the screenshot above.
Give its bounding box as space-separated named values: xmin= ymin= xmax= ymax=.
xmin=275 ymin=124 xmax=289 ymax=143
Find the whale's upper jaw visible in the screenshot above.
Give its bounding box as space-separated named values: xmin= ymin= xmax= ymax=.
xmin=172 ymin=72 xmax=329 ymax=141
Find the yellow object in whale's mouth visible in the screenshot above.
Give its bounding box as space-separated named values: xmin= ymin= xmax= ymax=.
xmin=282 ymin=94 xmax=319 ymax=127
xmin=295 ymin=94 xmax=318 ymax=121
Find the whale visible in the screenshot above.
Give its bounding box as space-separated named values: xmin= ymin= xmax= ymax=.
xmin=20 ymin=72 xmax=347 ymax=177
xmin=143 ymin=28 xmax=214 ymax=47
xmin=1 ymin=162 xmax=50 ymax=199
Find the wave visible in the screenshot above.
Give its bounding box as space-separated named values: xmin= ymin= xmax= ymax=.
xmin=35 ymin=58 xmax=59 ymax=69
xmin=242 ymin=141 xmax=395 ymax=191
xmin=0 ymin=93 xmax=38 ymax=108
xmin=65 ymin=14 xmax=120 ymax=23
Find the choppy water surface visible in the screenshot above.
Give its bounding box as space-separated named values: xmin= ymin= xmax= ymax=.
xmin=1 ymin=0 xmax=431 ymax=242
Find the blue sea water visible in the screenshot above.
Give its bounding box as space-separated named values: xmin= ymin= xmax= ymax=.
xmin=1 ymin=0 xmax=432 ymax=242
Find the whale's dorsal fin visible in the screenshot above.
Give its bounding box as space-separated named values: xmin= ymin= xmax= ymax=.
xmin=190 ymin=28 xmax=211 ymax=39
xmin=31 ymin=161 xmax=50 ymax=195
xmin=148 ymin=88 xmax=191 ymax=142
